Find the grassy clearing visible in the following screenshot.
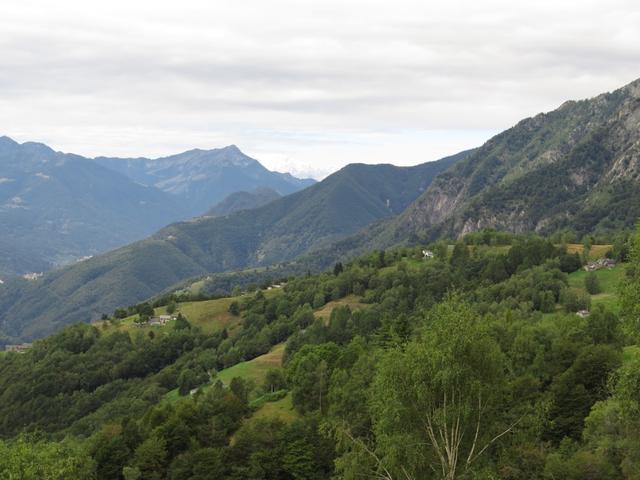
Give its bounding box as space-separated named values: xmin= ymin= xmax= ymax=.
xmin=164 ymin=387 xmax=181 ymax=403
xmin=189 ymin=289 xmax=283 ymax=335
xmin=401 ymin=257 xmax=426 ymax=269
xmin=567 ymin=265 xmax=624 ymax=292
xmin=164 ymin=343 xmax=286 ymax=403
xmin=623 ymin=345 xmax=640 ymax=365
xmin=216 ymin=343 xmax=286 ymax=387
xmin=95 ymin=313 xmax=173 ymax=335
xmin=567 ymin=264 xmax=626 ymax=312
xmin=315 ymin=294 xmax=365 ymax=324
xmin=250 ymin=392 xmax=298 ymax=423
xmin=540 ymin=263 xmax=626 ymax=321
xmin=175 ymin=298 xmax=242 ymax=334
xmin=95 ymin=294 xmax=255 ymax=336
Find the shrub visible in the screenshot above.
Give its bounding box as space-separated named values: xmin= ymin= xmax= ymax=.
xmin=584 ymin=273 xmax=601 ymax=295
xmin=562 ymin=288 xmax=591 ymax=312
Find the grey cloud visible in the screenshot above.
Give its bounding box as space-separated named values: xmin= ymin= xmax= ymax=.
xmin=0 ymin=0 xmax=639 ymax=177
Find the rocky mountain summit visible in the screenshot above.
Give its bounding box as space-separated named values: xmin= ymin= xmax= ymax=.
xmin=95 ymin=146 xmax=315 ymax=214
xmin=394 ymin=77 xmax=640 ymax=240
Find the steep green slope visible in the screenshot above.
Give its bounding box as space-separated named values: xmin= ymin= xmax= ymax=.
xmin=301 ymin=78 xmax=640 ymax=265
xmin=272 ymin=78 xmax=640 ymax=265
xmin=389 ymin=78 xmax=640 ymax=242
xmin=0 ymin=151 xmax=469 ymax=340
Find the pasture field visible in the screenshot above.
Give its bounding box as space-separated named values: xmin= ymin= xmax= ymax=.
xmin=216 ymin=343 xmax=286 ymax=386
xmin=250 ymin=392 xmax=298 ymax=424
xmin=314 ymin=294 xmax=365 ymax=324
xmin=567 ymin=263 xmax=626 ymax=312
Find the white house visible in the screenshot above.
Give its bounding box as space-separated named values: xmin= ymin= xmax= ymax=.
xmin=422 ymin=250 xmax=434 ymax=260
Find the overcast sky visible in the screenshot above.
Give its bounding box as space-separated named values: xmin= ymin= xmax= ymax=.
xmin=1 ymin=0 xmax=639 ymax=178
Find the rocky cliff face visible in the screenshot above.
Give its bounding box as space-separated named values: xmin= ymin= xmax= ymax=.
xmin=395 ymin=77 xmax=640 ymax=240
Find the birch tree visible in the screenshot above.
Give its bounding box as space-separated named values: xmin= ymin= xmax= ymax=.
xmin=368 ymin=295 xmax=516 ymax=480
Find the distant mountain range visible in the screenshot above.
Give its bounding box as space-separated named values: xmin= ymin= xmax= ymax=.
xmin=0 ymin=139 xmax=313 ymax=278
xmin=4 ymin=76 xmax=640 ymax=342
xmin=0 ymin=137 xmax=187 ymax=278
xmin=0 ymin=151 xmax=466 ymax=340
xmin=95 ymin=146 xmax=315 ymax=214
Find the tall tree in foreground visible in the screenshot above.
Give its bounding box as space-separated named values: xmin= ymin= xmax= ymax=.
xmin=368 ymin=295 xmax=516 ymax=480
xmin=621 ymin=225 xmax=640 ymax=341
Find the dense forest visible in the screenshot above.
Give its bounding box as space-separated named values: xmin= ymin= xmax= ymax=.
xmin=1 ymin=229 xmax=639 ymax=479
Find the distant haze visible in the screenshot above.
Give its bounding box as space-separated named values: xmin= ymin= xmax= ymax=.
xmin=1 ymin=0 xmax=639 ymax=178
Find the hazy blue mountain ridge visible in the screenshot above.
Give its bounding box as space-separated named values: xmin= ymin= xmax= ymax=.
xmin=0 ymin=139 xmax=314 ymax=278
xmin=95 ymin=146 xmax=316 ymax=215
xmin=0 ymin=136 xmax=188 ymax=277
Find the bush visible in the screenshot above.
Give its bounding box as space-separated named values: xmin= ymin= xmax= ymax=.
xmin=174 ymin=314 xmax=191 ymax=330
xmin=538 ymin=290 xmax=557 ymax=313
xmin=228 ymin=301 xmax=240 ymax=316
xmin=559 ymin=253 xmax=582 ymax=273
xmin=166 ymin=301 xmax=177 ymax=315
xmin=584 ymin=273 xmax=601 ymax=295
xmin=562 ymin=288 xmax=591 ymax=313
xmin=249 ymin=389 xmax=288 ymax=409
xmin=312 ymin=293 xmax=325 ymax=309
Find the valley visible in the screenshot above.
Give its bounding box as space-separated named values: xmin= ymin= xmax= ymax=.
xmin=1 ymin=68 xmax=640 ymax=480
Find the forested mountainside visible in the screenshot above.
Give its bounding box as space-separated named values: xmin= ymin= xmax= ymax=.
xmin=0 ymin=150 xmax=468 ymax=341
xmin=205 ymin=187 xmax=281 ymax=217
xmin=389 ymin=77 xmax=640 ymax=241
xmin=95 ymin=145 xmax=315 ymax=214
xmin=0 ymin=137 xmax=188 ymax=278
xmin=1 ymin=229 xmax=638 ymax=479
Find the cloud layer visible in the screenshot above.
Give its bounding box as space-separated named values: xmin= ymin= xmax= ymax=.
xmin=1 ymin=0 xmax=639 ymax=177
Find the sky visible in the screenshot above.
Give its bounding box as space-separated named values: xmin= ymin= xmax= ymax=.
xmin=1 ymin=0 xmax=639 ymax=179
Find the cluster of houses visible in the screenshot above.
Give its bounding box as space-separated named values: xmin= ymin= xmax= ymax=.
xmin=22 ymin=272 xmax=43 ymax=281
xmin=584 ymin=258 xmax=616 ymax=272
xmin=4 ymin=343 xmax=32 ymax=353
xmin=136 ymin=314 xmax=176 ymax=327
